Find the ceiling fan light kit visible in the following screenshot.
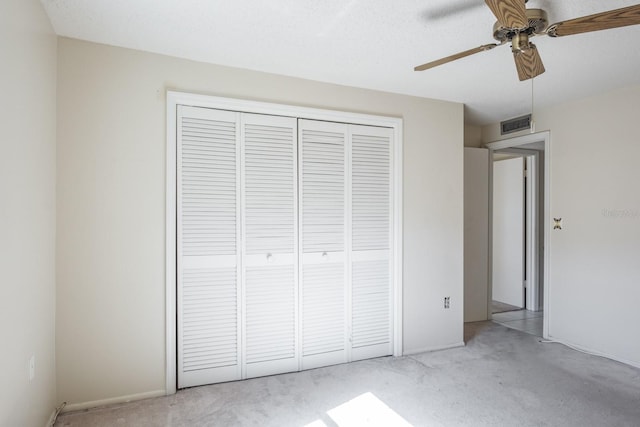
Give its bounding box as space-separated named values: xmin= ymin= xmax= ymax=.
xmin=414 ymin=1 xmax=640 ymax=81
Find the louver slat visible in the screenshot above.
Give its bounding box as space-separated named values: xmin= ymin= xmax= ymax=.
xmin=244 ymin=121 xmax=296 ymax=255
xmin=178 ymin=106 xmax=241 ymax=388
xmin=352 ymin=133 xmax=390 ymax=252
xmin=300 ymin=126 xmax=346 ymax=253
xmin=181 ymin=113 xmax=238 ymax=257
xmin=245 ymin=266 xmax=296 ymax=363
xmin=352 ymin=261 xmax=390 ymax=348
xmin=302 ymin=264 xmax=345 ymax=356
xmin=182 ymin=268 xmax=238 ymax=370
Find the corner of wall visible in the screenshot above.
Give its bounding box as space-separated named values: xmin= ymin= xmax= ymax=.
xmin=464 ymin=124 xmax=483 ymax=147
xmin=0 ymin=0 xmax=58 ymax=426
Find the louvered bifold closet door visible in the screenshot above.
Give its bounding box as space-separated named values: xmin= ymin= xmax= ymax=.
xmin=350 ymin=124 xmax=394 ymax=361
xmin=177 ymin=106 xmax=241 ymax=388
xmin=298 ymin=120 xmax=348 ymax=370
xmin=241 ymin=113 xmax=299 ymax=379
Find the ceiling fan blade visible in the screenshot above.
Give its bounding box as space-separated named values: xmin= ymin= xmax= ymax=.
xmin=547 ymin=4 xmax=640 ymax=37
xmin=485 ymin=0 xmax=528 ymax=29
xmin=414 ymin=44 xmax=499 ymax=71
xmin=513 ymin=44 xmax=545 ymax=81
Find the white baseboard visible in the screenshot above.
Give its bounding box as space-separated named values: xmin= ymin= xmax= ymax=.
xmin=46 ymin=408 xmax=57 ymax=427
xmin=61 ymin=389 xmax=166 ymax=413
xmin=403 ymin=341 xmax=465 ymax=356
xmin=545 ymin=335 xmax=640 ymax=370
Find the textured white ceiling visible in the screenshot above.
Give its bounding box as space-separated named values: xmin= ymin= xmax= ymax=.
xmin=41 ymin=0 xmax=640 ymax=125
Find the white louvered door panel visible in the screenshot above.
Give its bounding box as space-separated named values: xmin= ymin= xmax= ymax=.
xmin=350 ymin=125 xmax=394 ymax=361
xmin=177 ymin=106 xmax=241 ymax=388
xmin=298 ymin=120 xmax=348 ymax=370
xmin=241 ymin=113 xmax=299 ymax=379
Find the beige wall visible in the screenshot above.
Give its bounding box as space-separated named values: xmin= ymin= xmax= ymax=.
xmin=56 ymin=37 xmax=464 ymax=405
xmin=0 ymin=0 xmax=58 ymax=425
xmin=464 ymin=124 xmax=483 ymax=148
xmin=464 ymin=148 xmax=489 ymax=322
xmin=483 ymin=85 xmax=640 ymax=367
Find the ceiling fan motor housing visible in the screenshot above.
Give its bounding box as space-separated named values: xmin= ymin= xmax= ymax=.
xmin=493 ymin=8 xmax=548 ymax=42
xmin=511 ymin=32 xmax=530 ymax=52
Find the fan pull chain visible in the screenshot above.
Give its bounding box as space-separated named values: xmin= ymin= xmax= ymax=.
xmin=530 ymin=77 xmax=536 ymax=133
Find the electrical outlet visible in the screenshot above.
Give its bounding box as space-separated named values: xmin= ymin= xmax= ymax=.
xmin=444 ymin=297 xmax=450 ymax=309
xmin=29 ymin=355 xmax=35 ymax=381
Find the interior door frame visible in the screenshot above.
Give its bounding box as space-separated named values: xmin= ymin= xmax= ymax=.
xmin=165 ymin=91 xmax=403 ymax=395
xmin=486 ymin=131 xmax=550 ymax=339
xmin=493 ymin=148 xmax=542 ymax=311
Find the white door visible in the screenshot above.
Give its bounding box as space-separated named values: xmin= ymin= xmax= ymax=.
xmin=177 ymin=106 xmax=241 ymax=388
xmin=350 ymin=125 xmax=394 ymax=361
xmin=298 ymin=121 xmax=394 ymax=364
xmin=492 ymin=157 xmax=525 ymax=308
xmin=241 ymin=113 xmax=299 ymax=379
xmin=177 ymin=106 xmax=395 ymax=388
xmin=298 ymin=119 xmax=348 ymax=370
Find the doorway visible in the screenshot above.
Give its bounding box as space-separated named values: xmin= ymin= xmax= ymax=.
xmin=487 ymin=132 xmax=550 ymax=338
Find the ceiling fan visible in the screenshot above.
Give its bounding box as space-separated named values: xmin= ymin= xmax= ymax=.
xmin=414 ymin=1 xmax=640 ymax=81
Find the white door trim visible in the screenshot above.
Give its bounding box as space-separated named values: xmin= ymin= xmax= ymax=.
xmin=525 ymin=153 xmax=540 ymax=311
xmin=486 ymin=131 xmax=550 ymax=339
xmin=493 ymin=148 xmax=541 ymax=311
xmin=165 ymin=91 xmax=404 ymax=395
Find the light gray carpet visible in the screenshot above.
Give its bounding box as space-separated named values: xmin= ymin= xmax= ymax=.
xmin=55 ymin=322 xmax=640 ymax=427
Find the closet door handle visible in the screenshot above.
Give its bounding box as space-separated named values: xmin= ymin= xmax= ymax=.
xmin=322 ymin=252 xmax=328 ymax=261
xmin=266 ymin=253 xmax=273 ymax=263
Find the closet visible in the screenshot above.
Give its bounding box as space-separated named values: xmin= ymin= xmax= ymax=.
xmin=176 ymin=105 xmax=394 ymax=388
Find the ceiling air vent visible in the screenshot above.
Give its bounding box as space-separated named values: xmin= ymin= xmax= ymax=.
xmin=501 ymin=114 xmax=531 ymax=135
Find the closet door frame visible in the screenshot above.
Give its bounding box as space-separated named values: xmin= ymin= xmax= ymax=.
xmin=166 ymin=91 xmax=403 ymax=395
